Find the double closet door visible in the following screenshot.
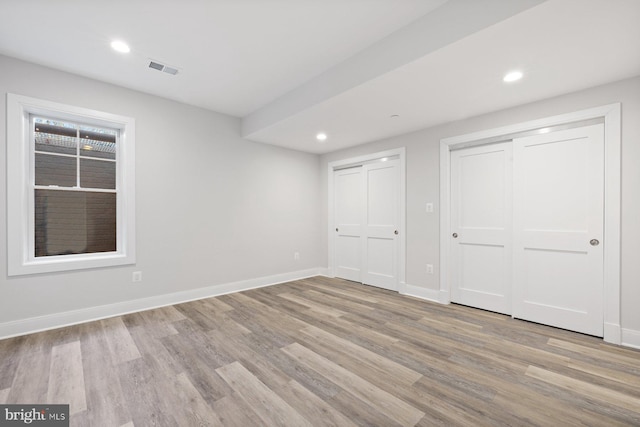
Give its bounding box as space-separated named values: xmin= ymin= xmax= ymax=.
xmin=451 ymin=124 xmax=604 ymax=336
xmin=333 ymin=159 xmax=400 ymax=291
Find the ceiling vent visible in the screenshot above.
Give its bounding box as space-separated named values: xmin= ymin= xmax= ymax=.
xmin=148 ymin=60 xmax=179 ymax=75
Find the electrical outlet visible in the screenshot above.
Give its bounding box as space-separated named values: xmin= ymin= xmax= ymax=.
xmin=427 ymin=264 xmax=434 ymax=274
xmin=132 ymin=271 xmax=142 ymax=282
xmin=426 ymin=203 xmax=434 ymax=213
xmin=294 ymin=251 xmax=300 ymax=261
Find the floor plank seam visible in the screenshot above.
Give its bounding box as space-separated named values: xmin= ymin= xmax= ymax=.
xmin=1 ymin=276 xmax=639 ymax=426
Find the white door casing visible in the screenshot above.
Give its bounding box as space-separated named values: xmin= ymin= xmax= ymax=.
xmin=512 ymin=124 xmax=604 ymax=336
xmin=450 ymin=142 xmax=512 ymax=314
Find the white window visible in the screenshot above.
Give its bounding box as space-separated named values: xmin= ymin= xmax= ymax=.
xmin=7 ymin=94 xmax=136 ymax=275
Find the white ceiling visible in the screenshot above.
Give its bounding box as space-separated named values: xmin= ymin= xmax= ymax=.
xmin=1 ymin=0 xmax=639 ymax=154
xmin=249 ymin=0 xmax=640 ymax=153
xmin=0 ymin=0 xmax=446 ymax=116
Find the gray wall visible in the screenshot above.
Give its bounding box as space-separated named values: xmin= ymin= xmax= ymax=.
xmin=0 ymin=55 xmax=322 ymax=324
xmin=2 ymin=52 xmax=638 ymax=336
xmin=320 ymin=76 xmax=640 ymax=332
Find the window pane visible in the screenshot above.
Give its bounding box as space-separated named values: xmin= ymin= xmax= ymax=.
xmin=35 ymin=190 xmax=116 ymax=257
xmin=79 ymin=125 xmax=116 ymax=160
xmin=34 ymin=119 xmax=77 ymax=155
xmin=80 ymin=159 xmax=116 ymax=189
xmin=35 ymin=153 xmax=77 ymax=187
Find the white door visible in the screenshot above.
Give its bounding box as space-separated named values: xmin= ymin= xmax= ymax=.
xmin=362 ymin=160 xmax=400 ymax=291
xmin=450 ymin=143 xmax=512 ymax=314
xmin=334 ymin=167 xmax=364 ymax=282
xmin=513 ymin=124 xmax=604 ymax=336
xmin=333 ymin=159 xmax=400 ymax=291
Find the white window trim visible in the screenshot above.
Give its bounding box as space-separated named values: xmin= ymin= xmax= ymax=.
xmin=7 ymin=93 xmax=136 ymax=275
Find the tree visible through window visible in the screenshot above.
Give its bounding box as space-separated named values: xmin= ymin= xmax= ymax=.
xmin=33 ymin=117 xmax=118 ymax=257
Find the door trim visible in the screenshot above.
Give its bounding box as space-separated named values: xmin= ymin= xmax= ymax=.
xmin=328 ymin=148 xmax=406 ymax=291
xmin=439 ymin=104 xmax=621 ymax=344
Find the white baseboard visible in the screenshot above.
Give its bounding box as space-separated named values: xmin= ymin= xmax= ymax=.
xmin=603 ymin=322 xmax=622 ymax=345
xmin=316 ymin=267 xmax=331 ymax=277
xmin=400 ymin=283 xmax=443 ymax=304
xmin=0 ymin=268 xmax=324 ymax=340
xmin=621 ymin=328 xmax=640 ymax=350
xmin=439 ymin=290 xmax=451 ymax=304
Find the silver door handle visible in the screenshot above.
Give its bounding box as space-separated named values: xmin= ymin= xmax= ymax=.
xmin=452 ymin=233 xmax=458 ymax=238
xmin=590 ymin=239 xmax=599 ymax=246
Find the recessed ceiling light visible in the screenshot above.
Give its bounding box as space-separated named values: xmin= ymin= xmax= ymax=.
xmin=316 ymin=133 xmax=327 ymax=142
xmin=503 ymin=70 xmax=523 ymax=83
xmin=111 ymin=40 xmax=130 ymax=53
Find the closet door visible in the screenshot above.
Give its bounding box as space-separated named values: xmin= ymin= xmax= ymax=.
xmin=450 ymin=143 xmax=512 ymax=314
xmin=513 ymin=124 xmax=604 ymax=336
xmin=333 ymin=159 xmax=400 ymax=291
xmin=334 ymin=167 xmax=364 ymax=282
xmin=362 ymin=160 xmax=400 ymax=291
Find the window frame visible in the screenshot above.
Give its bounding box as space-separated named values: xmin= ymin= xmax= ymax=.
xmin=7 ymin=93 xmax=136 ymax=275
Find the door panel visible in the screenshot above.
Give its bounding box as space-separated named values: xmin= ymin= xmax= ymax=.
xmin=513 ymin=124 xmax=604 ymax=336
xmin=520 ymin=137 xmax=589 ymax=231
xmin=362 ymin=161 xmax=399 ymax=290
xmin=522 ymin=249 xmax=592 ymax=311
xmin=460 ymin=244 xmax=505 ymax=295
xmin=367 ymin=238 xmax=394 ymax=278
xmin=334 ymin=168 xmax=363 ymax=282
xmin=451 ymin=143 xmax=512 ymax=314
xmin=367 ymin=165 xmax=396 ymax=224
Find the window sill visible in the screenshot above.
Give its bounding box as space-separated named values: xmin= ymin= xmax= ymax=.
xmin=8 ymin=251 xmax=136 ymax=276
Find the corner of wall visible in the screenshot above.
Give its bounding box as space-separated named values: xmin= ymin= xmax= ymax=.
xmin=400 ymin=283 xmax=443 ymax=304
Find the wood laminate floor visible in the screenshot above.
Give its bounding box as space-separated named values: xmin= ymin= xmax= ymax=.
xmin=1 ymin=276 xmax=639 ymax=426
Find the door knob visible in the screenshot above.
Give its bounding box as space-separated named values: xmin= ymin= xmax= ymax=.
xmin=394 ymin=230 xmax=399 ymax=235
xmin=336 ymin=228 xmax=339 ymax=232
xmin=452 ymin=233 xmax=458 ymax=238
xmin=590 ymin=239 xmax=599 ymax=246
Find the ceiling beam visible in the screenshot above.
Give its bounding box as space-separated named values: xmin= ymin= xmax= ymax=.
xmin=242 ymin=0 xmax=545 ymax=139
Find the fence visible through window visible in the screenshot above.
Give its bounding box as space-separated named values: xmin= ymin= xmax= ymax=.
xmin=33 ymin=117 xmax=118 ymax=257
